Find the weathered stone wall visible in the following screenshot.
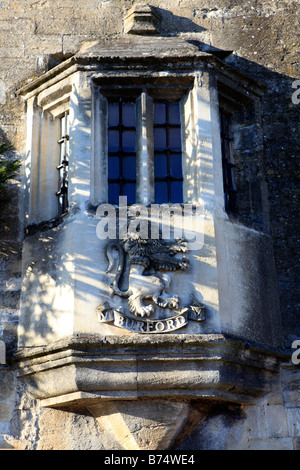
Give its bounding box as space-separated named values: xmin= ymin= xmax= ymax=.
xmin=0 ymin=0 xmax=299 ymax=450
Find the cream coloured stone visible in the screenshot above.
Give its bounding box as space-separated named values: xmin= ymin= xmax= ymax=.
xmin=87 ymin=400 xmax=190 ymax=450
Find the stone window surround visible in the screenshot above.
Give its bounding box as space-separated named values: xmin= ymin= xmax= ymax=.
xmin=91 ymin=74 xmax=195 ymax=207
xmin=90 ymin=68 xmax=264 ymax=216
xmin=22 ymin=80 xmax=72 ymax=225
xmin=17 ymin=45 xmax=265 ymax=230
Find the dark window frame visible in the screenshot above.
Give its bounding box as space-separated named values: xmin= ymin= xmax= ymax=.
xmin=104 ymin=87 xmax=186 ymax=206
xmin=153 ymin=99 xmax=183 ymax=204
xmin=107 ymin=97 xmax=137 ymax=205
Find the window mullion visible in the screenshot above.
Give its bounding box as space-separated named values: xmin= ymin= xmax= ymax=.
xmin=136 ymin=91 xmax=154 ymax=205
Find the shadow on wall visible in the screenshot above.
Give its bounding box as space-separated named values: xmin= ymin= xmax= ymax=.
xmin=223 ymin=54 xmax=299 ymax=348
xmin=153 ymin=7 xmax=207 ymax=34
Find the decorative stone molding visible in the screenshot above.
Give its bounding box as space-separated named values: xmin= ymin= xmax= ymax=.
xmin=14 ymin=333 xmax=281 ymax=448
xmin=124 ymin=3 xmax=160 ymax=35
xmin=15 ymin=334 xmax=280 ymax=409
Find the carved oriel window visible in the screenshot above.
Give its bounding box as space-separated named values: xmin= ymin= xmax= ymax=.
xmin=15 ymin=35 xmax=281 ymax=426
xmin=17 ymin=36 xmax=266 ymax=230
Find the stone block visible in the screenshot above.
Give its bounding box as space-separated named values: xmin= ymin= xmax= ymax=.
xmin=88 ymin=400 xmax=191 ymax=450
xmin=293 ymin=438 xmax=300 ymax=451
xmin=286 ymin=408 xmax=300 ymax=437
xmin=124 ymin=3 xmax=161 ymax=35
xmin=262 ymin=405 xmax=289 ymax=438
xmin=247 ymin=404 xmax=290 ymax=439
xmin=0 ymin=18 xmax=35 ymax=35
xmin=24 ymin=35 xmax=63 ymax=57
xmin=248 ymin=437 xmax=293 ymax=451
xmin=282 ymin=367 xmax=300 ymax=408
xmin=176 ymin=402 xmax=250 ymax=450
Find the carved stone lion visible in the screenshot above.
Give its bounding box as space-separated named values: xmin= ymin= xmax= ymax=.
xmin=106 ymin=236 xmax=189 ymax=318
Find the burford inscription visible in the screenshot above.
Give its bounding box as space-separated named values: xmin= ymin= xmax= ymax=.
xmin=97 ymin=235 xmax=205 ymax=333
xmin=98 ymin=307 xmax=188 ymax=333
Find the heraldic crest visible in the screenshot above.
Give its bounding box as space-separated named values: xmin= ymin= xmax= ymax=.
xmin=97 ymin=234 xmax=205 ymax=333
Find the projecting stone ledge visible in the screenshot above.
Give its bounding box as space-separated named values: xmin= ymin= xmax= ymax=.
xmin=14 ymin=333 xmax=281 ymax=410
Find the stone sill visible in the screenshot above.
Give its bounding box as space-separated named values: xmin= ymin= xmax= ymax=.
xmin=14 ymin=333 xmax=281 ymax=411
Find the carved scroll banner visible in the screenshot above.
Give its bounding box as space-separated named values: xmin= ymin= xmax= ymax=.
xmin=97 ymin=304 xmax=205 ymax=334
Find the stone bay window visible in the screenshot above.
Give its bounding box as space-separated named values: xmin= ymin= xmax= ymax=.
xmin=15 ymin=4 xmax=282 ymax=450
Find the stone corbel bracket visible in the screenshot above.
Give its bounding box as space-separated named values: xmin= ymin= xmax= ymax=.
xmin=14 ymin=333 xmax=280 ymax=410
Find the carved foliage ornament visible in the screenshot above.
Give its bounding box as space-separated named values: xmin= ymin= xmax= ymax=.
xmin=97 ymin=235 xmax=205 ymax=333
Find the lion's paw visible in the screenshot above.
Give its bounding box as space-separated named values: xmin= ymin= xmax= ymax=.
xmin=168 ymin=295 xmax=180 ymax=308
xmin=139 ymin=304 xmax=154 ymax=318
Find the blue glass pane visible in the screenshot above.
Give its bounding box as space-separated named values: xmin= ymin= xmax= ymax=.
xmin=123 ymin=103 xmax=135 ymax=127
xmin=170 ymin=153 xmax=182 ymax=178
xmin=154 ymin=102 xmax=166 ymax=124
xmin=108 ymin=156 xmax=120 ymax=178
xmin=171 ymin=181 xmax=183 ymax=203
xmin=108 ymin=130 xmax=119 ymax=152
xmin=155 ymin=153 xmax=168 ymax=178
xmin=123 ymin=156 xmax=136 ymax=179
xmin=155 ymin=182 xmax=168 ymax=204
xmin=123 ymin=183 xmax=136 ymax=205
xmin=122 ymin=131 xmax=136 ymax=152
xmin=169 ymin=102 xmax=181 ymax=125
xmin=154 ymin=128 xmax=167 ymax=150
xmin=108 ymin=102 xmax=119 ymax=126
xmin=169 ymin=128 xmax=181 ymax=151
xmin=108 ymin=183 xmax=120 ymax=204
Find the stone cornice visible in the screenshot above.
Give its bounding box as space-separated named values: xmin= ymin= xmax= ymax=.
xmin=14 ymin=333 xmax=281 ymax=411
xmin=16 ymin=36 xmax=264 ymax=100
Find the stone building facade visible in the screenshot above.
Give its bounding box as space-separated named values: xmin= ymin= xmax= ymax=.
xmin=0 ymin=0 xmax=299 ymax=450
